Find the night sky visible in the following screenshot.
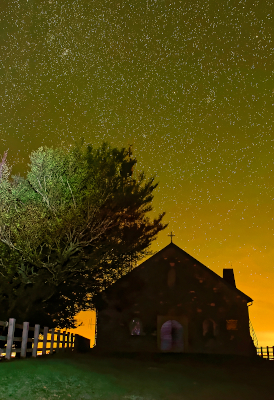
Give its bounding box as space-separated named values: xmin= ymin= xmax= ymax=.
xmin=1 ymin=0 xmax=273 ymax=348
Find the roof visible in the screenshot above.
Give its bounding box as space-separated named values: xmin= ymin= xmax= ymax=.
xmin=97 ymin=242 xmax=253 ymax=304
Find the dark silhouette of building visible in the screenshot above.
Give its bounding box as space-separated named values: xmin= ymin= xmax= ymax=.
xmin=92 ymin=242 xmax=257 ymax=357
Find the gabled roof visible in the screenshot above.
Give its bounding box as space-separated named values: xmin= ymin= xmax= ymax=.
xmin=162 ymin=243 xmax=253 ymax=303
xmin=98 ymin=242 xmax=253 ymax=303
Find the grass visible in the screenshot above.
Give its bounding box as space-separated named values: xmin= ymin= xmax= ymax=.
xmin=0 ymin=349 xmax=273 ymax=400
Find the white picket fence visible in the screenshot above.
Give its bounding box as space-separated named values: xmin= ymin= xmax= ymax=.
xmin=0 ymin=318 xmax=77 ymax=360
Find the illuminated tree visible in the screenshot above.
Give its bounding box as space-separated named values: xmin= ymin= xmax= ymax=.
xmin=0 ymin=139 xmax=168 ymax=329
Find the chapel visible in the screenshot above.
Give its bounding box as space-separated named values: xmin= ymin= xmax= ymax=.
xmin=91 ymin=235 xmax=257 ymax=357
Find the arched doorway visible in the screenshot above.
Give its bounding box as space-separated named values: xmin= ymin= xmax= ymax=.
xmin=160 ymin=320 xmax=184 ymax=352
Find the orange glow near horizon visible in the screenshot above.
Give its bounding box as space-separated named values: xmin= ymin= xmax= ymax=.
xmin=1 ymin=0 xmax=273 ymax=353
xmin=70 ymin=233 xmax=274 ymax=349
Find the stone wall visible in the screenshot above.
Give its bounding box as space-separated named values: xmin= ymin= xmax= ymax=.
xmin=92 ymin=244 xmax=256 ymax=356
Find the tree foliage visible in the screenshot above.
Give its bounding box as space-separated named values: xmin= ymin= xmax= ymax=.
xmin=0 ymin=139 xmax=168 ymax=329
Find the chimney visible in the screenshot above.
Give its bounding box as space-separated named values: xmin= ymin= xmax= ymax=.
xmin=223 ymin=269 xmax=236 ymax=288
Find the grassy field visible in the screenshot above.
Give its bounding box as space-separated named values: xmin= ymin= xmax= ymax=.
xmin=0 ymin=349 xmax=273 ymax=400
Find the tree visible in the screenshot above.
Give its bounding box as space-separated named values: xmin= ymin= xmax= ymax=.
xmin=0 ymin=139 xmax=168 ymax=329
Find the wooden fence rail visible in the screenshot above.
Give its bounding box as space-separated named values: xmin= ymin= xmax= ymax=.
xmin=256 ymin=346 xmax=274 ymax=360
xmin=0 ymin=318 xmax=90 ymax=360
xmin=4 ymin=318 xmax=271 ymax=361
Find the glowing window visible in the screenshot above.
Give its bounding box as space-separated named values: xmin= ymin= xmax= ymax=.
xmin=226 ymin=320 xmax=238 ymax=330
xmin=129 ymin=318 xmax=143 ymax=335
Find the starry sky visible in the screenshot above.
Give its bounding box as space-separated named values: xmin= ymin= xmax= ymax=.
xmin=1 ymin=0 xmax=273 ymax=349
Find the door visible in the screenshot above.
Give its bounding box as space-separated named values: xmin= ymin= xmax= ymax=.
xmin=160 ymin=320 xmax=184 ymax=352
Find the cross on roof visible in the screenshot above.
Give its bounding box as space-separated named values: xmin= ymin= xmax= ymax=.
xmin=168 ymin=231 xmax=175 ymax=243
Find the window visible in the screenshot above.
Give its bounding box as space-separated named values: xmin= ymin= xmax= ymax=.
xmin=129 ymin=318 xmax=143 ymax=335
xmin=203 ymin=319 xmax=218 ymax=337
xmin=226 ymin=320 xmax=238 ymax=330
xmin=167 ymin=269 xmax=176 ymax=288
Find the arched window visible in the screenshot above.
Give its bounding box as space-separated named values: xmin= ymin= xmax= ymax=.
xmin=129 ymin=318 xmax=143 ymax=335
xmin=203 ymin=319 xmax=218 ymax=337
